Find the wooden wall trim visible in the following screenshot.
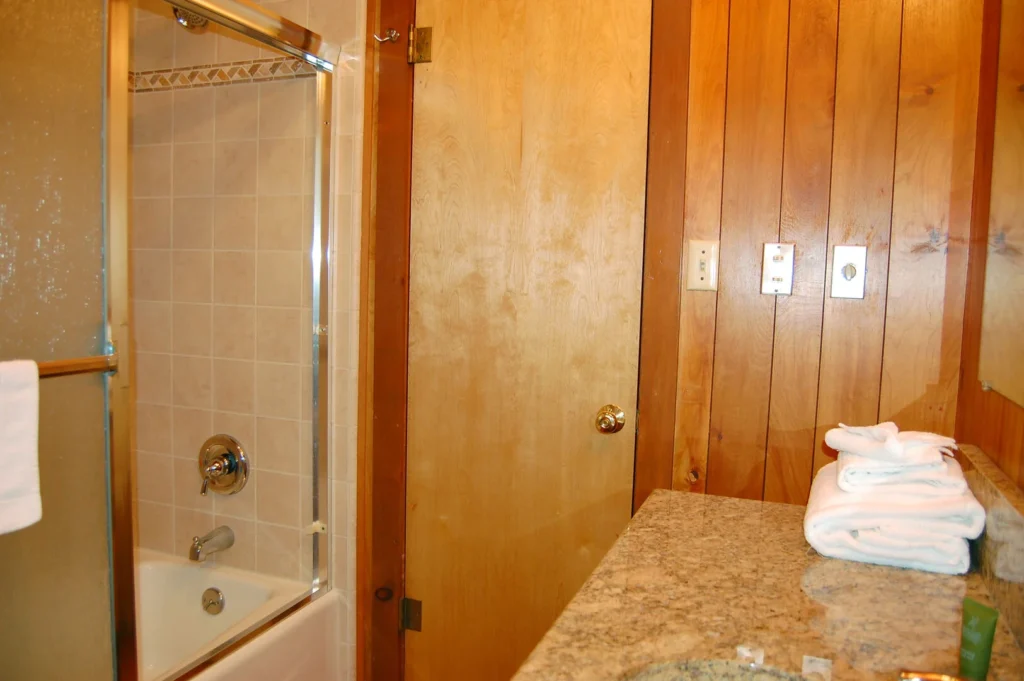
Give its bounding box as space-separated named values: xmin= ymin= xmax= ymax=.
xmin=633 ymin=0 xmax=692 ymax=512
xmin=357 ymin=0 xmax=416 ymax=677
xmin=956 ymin=0 xmax=1024 ymax=490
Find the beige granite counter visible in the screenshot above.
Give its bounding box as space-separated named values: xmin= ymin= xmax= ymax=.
xmin=513 ymin=491 xmax=1024 ymax=681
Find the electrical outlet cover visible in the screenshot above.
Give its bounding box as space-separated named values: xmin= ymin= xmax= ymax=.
xmin=761 ymin=243 xmax=795 ymax=295
xmin=686 ymin=240 xmax=719 ymax=291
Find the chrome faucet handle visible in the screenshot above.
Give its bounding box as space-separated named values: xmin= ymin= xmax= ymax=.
xmin=197 ymin=435 xmax=249 ymax=496
xmin=199 ymin=456 xmax=228 ymax=496
xmin=205 ymin=458 xmax=228 ymax=477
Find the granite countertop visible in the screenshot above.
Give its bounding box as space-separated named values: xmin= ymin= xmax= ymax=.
xmin=512 ymin=490 xmax=1024 ymax=680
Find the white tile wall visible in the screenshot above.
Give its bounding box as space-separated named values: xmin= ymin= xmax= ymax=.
xmin=132 ymin=78 xmax=318 ymax=579
xmin=132 ymin=0 xmax=365 ymax=676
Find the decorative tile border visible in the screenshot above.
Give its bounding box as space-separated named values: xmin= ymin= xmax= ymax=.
xmin=130 ymin=56 xmax=316 ymax=93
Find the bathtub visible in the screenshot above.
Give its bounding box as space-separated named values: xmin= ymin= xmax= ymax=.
xmin=190 ymin=589 xmax=346 ymax=681
xmin=135 ymin=549 xmax=308 ymax=681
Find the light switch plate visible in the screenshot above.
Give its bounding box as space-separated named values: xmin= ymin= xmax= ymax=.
xmin=686 ymin=240 xmax=719 ymax=291
xmin=761 ymin=243 xmax=794 ymax=295
xmin=831 ymin=245 xmax=867 ymax=299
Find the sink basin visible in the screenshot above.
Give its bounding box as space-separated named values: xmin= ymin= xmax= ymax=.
xmin=623 ymin=660 xmax=803 ymax=681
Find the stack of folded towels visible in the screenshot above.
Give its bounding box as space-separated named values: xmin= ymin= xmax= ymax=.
xmin=804 ymin=422 xmax=986 ymax=575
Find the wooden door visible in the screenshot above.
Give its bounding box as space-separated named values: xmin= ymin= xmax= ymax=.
xmin=404 ymin=1 xmax=652 ymax=678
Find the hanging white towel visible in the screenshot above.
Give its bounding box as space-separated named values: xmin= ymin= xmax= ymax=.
xmin=804 ymin=462 xmax=985 ymax=575
xmin=836 ymin=450 xmax=969 ymax=497
xmin=825 ymin=422 xmax=956 ymax=463
xmin=0 ymin=360 xmax=42 ymax=534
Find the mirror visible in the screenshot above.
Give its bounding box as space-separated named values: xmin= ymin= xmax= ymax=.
xmin=978 ymin=4 xmax=1023 ymax=406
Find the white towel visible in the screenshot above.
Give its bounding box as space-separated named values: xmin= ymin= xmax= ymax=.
xmin=0 ymin=360 xmax=42 ymax=534
xmin=804 ymin=462 xmax=985 ymax=575
xmin=836 ymin=450 xmax=968 ymax=497
xmin=824 ymin=422 xmax=956 ymax=463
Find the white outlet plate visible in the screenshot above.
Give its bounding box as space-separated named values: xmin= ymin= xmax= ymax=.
xmin=686 ymin=240 xmax=719 ymax=291
xmin=761 ymin=243 xmax=794 ymax=295
xmin=831 ymin=245 xmax=867 ymax=299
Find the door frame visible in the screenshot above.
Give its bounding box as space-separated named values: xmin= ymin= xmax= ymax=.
xmin=356 ymin=1 xmax=691 ymax=677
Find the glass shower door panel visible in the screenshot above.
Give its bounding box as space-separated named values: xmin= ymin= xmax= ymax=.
xmin=0 ymin=1 xmax=115 ymax=679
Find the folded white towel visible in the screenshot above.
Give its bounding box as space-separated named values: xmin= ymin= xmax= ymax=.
xmin=824 ymin=422 xmax=956 ymax=463
xmin=804 ymin=462 xmax=985 ymax=575
xmin=0 ymin=360 xmax=42 ymax=535
xmin=825 ymin=421 xmax=900 ymax=458
xmin=836 ymin=450 xmax=968 ymax=496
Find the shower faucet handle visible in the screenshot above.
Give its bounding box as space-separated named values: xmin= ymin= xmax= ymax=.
xmin=197 ymin=434 xmax=249 ymax=496
xmin=199 ymin=456 xmax=230 ymax=496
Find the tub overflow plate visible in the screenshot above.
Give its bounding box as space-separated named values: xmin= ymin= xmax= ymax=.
xmin=202 ymin=587 xmax=225 ymax=615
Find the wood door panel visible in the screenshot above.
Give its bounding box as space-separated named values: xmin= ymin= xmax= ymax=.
xmin=404 ymin=0 xmax=651 ymax=678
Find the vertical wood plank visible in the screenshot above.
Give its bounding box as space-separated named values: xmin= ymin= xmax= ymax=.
xmin=634 ymin=0 xmax=692 ymax=511
xmin=671 ymin=0 xmax=729 ymax=493
xmin=764 ymin=0 xmax=839 ymax=504
xmin=706 ymin=0 xmax=790 ymax=500
xmin=880 ymin=0 xmax=983 ymax=435
xmin=813 ymin=0 xmax=903 ymax=475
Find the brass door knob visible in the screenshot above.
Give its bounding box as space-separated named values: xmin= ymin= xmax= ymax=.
xmin=595 ymin=405 xmax=626 ymax=434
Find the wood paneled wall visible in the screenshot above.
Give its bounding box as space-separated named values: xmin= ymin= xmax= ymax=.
xmin=672 ymin=0 xmax=985 ymax=503
xmin=957 ymin=0 xmax=1024 ymax=491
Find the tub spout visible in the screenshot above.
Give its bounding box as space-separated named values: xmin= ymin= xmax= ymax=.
xmin=189 ymin=525 xmax=235 ymax=562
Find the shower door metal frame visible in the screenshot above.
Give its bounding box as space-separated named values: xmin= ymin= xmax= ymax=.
xmin=111 ymin=0 xmax=336 ymax=677
xmin=108 ymin=3 xmax=137 ymax=679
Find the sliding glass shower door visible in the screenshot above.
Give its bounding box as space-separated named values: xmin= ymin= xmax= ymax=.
xmin=0 ymin=1 xmax=120 ymax=678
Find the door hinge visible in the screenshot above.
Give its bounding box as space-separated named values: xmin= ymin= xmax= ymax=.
xmin=407 ymin=25 xmax=433 ymax=64
xmin=400 ymin=597 xmax=422 ymax=632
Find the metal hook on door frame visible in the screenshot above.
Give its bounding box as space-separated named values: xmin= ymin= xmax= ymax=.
xmin=374 ymin=28 xmax=400 ymax=43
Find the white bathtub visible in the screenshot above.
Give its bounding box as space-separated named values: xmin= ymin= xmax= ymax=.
xmin=190 ymin=589 xmax=346 ymax=681
xmin=135 ymin=550 xmax=308 ymax=681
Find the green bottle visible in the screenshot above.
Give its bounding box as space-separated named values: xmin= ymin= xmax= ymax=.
xmin=959 ymin=597 xmax=999 ymax=681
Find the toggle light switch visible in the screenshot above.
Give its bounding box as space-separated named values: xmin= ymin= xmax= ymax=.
xmin=761 ymin=243 xmax=794 ymax=295
xmin=831 ymin=245 xmax=867 ymax=299
xmin=686 ymin=240 xmax=719 ymax=291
